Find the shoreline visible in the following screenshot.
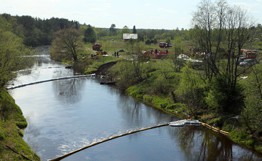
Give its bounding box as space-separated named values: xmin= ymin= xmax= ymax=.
xmin=0 ymin=89 xmax=40 ymax=161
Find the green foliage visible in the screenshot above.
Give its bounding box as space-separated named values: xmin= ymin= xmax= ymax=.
xmin=176 ymin=65 xmax=206 ymax=115
xmin=0 ymin=14 xmax=79 ymax=47
xmin=149 ymin=96 xmax=172 ymax=109
xmin=151 ymin=75 xmax=171 ymax=94
xmin=16 ymin=121 xmax=27 ymax=129
xmin=191 ymin=0 xmax=254 ymax=116
xmin=206 ymin=117 xmax=223 ymax=127
xmin=84 ymin=25 xmax=97 ymax=43
xmin=240 ymin=64 xmax=262 ymax=136
xmin=127 ymin=85 xmax=173 ymax=109
xmin=109 ymin=24 xmax=117 ymax=36
xmin=145 ymin=38 xmax=157 ymax=45
xmin=132 ymin=25 xmax=137 ymax=34
xmin=110 ymin=61 xmax=139 ymax=91
xmin=121 ymin=26 xmax=130 ymax=34
xmin=0 ymin=90 xmax=26 ymax=123
xmin=230 ymin=129 xmax=254 ymax=147
xmin=0 ymin=126 xmax=5 ymax=140
xmin=127 ymin=85 xmax=144 ymax=100
xmin=0 ymin=90 xmax=39 ymax=160
xmin=84 ymin=55 xmax=118 ymax=74
xmin=205 ymin=75 xmax=244 ymax=114
xmin=0 ymin=19 xmax=30 ymax=87
xmin=51 ymin=28 xmax=83 ymax=62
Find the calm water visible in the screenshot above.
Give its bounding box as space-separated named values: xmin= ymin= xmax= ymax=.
xmin=9 ymin=47 xmax=262 ymax=161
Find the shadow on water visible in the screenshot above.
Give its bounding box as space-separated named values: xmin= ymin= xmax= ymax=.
xmin=116 ymin=93 xmax=176 ymax=128
xmin=168 ymin=126 xmax=262 ymax=161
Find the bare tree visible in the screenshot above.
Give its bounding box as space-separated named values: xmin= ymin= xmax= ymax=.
xmin=192 ymin=0 xmax=255 ymax=113
xmin=192 ymin=0 xmax=254 ymax=82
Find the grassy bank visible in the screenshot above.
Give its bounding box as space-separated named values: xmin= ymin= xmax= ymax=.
xmin=126 ymin=77 xmax=262 ymax=153
xmin=105 ymin=57 xmax=262 ymax=154
xmin=0 ymin=89 xmax=39 ymax=161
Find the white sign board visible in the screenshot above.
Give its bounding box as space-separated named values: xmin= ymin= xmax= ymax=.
xmin=123 ymin=33 xmax=138 ymax=40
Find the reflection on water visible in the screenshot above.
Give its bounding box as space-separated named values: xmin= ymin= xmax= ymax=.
xmin=172 ymin=126 xmax=261 ymax=161
xmin=9 ymin=46 xmax=73 ymax=87
xmin=9 ymin=47 xmax=262 ymax=161
xmin=117 ymin=94 xmax=175 ymax=128
xmin=52 ymin=78 xmax=86 ymax=104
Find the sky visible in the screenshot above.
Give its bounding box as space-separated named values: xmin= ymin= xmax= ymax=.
xmin=1 ymin=0 xmax=262 ymax=30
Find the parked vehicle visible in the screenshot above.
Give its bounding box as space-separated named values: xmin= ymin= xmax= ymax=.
xmin=239 ymin=59 xmax=257 ymax=66
xmin=143 ymin=49 xmax=169 ymax=59
xmin=241 ymin=49 xmax=257 ymax=59
xmin=92 ymin=43 xmax=102 ymax=51
xmin=159 ymin=42 xmax=172 ymax=48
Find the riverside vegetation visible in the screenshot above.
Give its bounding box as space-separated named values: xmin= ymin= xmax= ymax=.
xmin=0 ymin=0 xmax=262 ymax=160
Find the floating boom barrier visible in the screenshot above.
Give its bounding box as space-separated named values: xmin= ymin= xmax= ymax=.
xmin=49 ymin=119 xmax=230 ymax=161
xmin=6 ymin=75 xmax=89 ymax=90
xmin=49 ymin=123 xmax=169 ymax=161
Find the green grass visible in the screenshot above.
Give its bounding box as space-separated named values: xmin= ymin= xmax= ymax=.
xmin=229 ymin=128 xmax=256 ymax=149
xmin=84 ymin=55 xmax=119 ymax=74
xmin=0 ymin=89 xmax=39 ymax=161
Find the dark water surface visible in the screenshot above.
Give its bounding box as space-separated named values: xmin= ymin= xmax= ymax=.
xmin=9 ymin=47 xmax=262 ymax=161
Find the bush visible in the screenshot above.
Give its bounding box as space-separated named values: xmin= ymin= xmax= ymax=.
xmin=205 ymin=75 xmax=244 ymax=114
xmin=0 ymin=128 xmax=5 ymax=140
xmin=143 ymin=95 xmax=153 ymax=103
xmin=240 ymin=64 xmax=262 ymax=136
xmin=151 ymin=75 xmax=172 ymax=95
xmin=230 ymin=129 xmax=254 ymax=147
xmin=110 ymin=60 xmax=150 ymax=91
xmin=176 ymin=65 xmax=206 ymax=116
xmin=16 ymin=121 xmax=27 ymax=129
xmin=166 ymin=103 xmax=186 ymax=110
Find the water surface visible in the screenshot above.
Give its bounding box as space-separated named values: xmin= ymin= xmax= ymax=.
xmin=9 ymin=47 xmax=262 ymax=161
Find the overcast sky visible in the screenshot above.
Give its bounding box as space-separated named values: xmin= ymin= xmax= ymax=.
xmin=1 ymin=0 xmax=261 ymax=29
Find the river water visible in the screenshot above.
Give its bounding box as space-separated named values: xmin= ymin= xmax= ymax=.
xmin=8 ymin=47 xmax=262 ymax=161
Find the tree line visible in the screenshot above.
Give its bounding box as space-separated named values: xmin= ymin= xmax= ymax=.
xmin=1 ymin=13 xmax=79 ymax=47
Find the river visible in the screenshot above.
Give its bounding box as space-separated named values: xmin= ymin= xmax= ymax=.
xmin=8 ymin=47 xmax=262 ymax=161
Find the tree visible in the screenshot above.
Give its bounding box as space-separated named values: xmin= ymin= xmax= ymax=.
xmin=84 ymin=25 xmax=97 ymax=43
xmin=132 ymin=25 xmax=137 ymax=33
xmin=121 ymin=25 xmax=130 ymax=35
xmin=109 ymin=24 xmax=117 ymax=35
xmin=0 ymin=30 xmax=28 ymax=87
xmin=50 ymin=28 xmax=83 ymax=62
xmin=192 ymin=0 xmax=254 ymax=114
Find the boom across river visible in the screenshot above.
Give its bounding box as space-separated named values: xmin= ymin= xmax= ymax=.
xmin=6 ymin=75 xmax=89 ymax=90
xmin=49 ymin=120 xmax=204 ymax=161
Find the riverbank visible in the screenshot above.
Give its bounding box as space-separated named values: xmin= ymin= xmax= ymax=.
xmin=0 ymin=89 xmax=40 ymax=161
xmin=93 ymin=59 xmax=262 ymax=154
xmin=126 ymin=83 xmax=262 ymax=154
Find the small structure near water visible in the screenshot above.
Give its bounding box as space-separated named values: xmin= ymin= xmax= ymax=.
xmin=169 ymin=119 xmax=201 ymax=127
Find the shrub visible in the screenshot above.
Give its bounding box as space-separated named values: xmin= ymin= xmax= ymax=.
xmin=205 ymin=75 xmax=244 ymax=114
xmin=16 ymin=121 xmax=27 ymax=129
xmin=0 ymin=128 xmax=5 ymax=140
xmin=230 ymin=129 xmax=254 ymax=147
xmin=240 ymin=64 xmax=262 ymax=136
xmin=176 ymin=65 xmax=206 ymax=116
